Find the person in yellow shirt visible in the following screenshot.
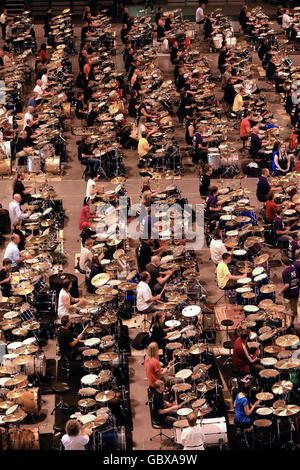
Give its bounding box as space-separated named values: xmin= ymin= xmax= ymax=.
xmin=138 ymin=131 xmax=153 ymax=168
xmin=217 ymin=253 xmax=246 ymax=289
xmin=232 ymin=88 xmax=244 ymax=114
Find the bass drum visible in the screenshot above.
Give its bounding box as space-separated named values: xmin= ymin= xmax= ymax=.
xmin=9 ymin=427 xmax=40 ymax=450
xmin=11 ymin=387 xmax=41 ymax=415
xmin=24 ymin=354 xmax=46 ymax=377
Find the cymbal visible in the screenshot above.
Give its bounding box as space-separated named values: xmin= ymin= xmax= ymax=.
xmin=260 ymin=284 xmax=276 ymax=294
xmin=2 ymin=409 xmax=27 ymax=423
xmin=7 ymin=297 xmax=22 ymax=304
xmin=13 ymin=355 xmax=31 ymax=366
xmin=155 ymin=302 xmax=176 ymax=311
xmin=0 ymin=401 xmax=15 ymax=410
xmin=196 ymin=381 xmax=216 ymax=393
xmin=255 ymin=253 xmax=269 ymax=264
xmin=292 ymin=193 xmax=300 ymax=204
xmin=118 ymin=282 xmax=137 ymax=291
xmin=275 ymin=359 xmax=300 ymax=370
xmin=272 ymin=380 xmax=293 ymax=395
xmin=95 ymin=390 xmax=115 ymax=402
xmin=111 ymin=176 xmax=126 ymax=184
xmin=0 ymin=366 xmax=16 ymax=375
xmin=30 ymin=235 xmax=47 ymax=244
xmin=189 ymin=344 xmax=207 ymax=355
xmin=41 ymin=219 xmax=54 ymax=228
xmin=179 ymin=261 xmax=196 ymax=269
xmin=97 ymin=294 xmax=114 ymax=304
xmin=197 ymin=406 xmax=213 ymax=417
xmin=14 ymin=285 xmax=34 ymax=296
xmin=5 ymin=374 xmax=28 ymax=387
xmin=183 ymin=270 xmax=200 ymax=280
xmin=95 ymin=287 xmax=113 ymax=295
xmin=172 ymin=383 xmax=191 ymax=393
xmin=258 ymin=299 xmax=274 ymax=310
xmin=98 ymin=315 xmax=117 ymax=326
xmin=264 ymin=345 xmax=281 ymax=354
xmin=119 ymin=254 xmax=134 ymax=262
xmin=98 ymin=352 xmax=118 ymax=362
xmin=274 ymin=404 xmax=300 ymax=417
xmin=6 ymin=389 xmax=25 ymax=400
xmin=256 ymin=392 xmax=274 ymax=401
xmin=275 ymin=335 xmax=299 ymax=348
xmin=106 ymin=237 xmax=122 ymax=247
xmin=91 ymin=273 xmax=110 ymax=287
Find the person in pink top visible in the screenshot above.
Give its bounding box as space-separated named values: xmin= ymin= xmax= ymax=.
xmin=78 ymin=197 xmax=96 ymax=230
xmin=240 ymin=111 xmax=253 ymax=149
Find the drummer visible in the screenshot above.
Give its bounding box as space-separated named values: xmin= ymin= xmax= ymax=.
xmin=145 ymin=342 xmax=177 ymax=390
xmin=149 ymin=312 xmax=176 ymax=351
xmin=57 ymin=278 xmax=87 ymax=318
xmin=234 ymin=382 xmax=260 ymax=429
xmin=146 ymin=255 xmax=174 ymax=294
xmin=61 ymin=419 xmax=90 ymax=450
xmin=204 ymin=186 xmax=222 ymax=221
xmin=0 ymin=258 xmax=12 ymax=298
xmin=210 ymin=228 xmax=232 ymax=266
xmin=181 ymin=411 xmax=205 ymax=451
xmin=289 ymin=233 xmax=300 ymax=263
xmin=57 ymin=315 xmax=85 ymax=361
xmin=232 ymin=330 xmax=263 ymax=376
xmin=256 ymin=168 xmax=277 ymax=203
xmin=216 ymin=253 xmax=246 ymax=290
xmin=152 ymin=379 xmax=179 ymax=427
xmin=273 ymin=208 xmax=293 ymax=244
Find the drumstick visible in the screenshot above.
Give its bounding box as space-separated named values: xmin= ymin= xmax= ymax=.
xmin=82 ymin=324 xmax=89 ymax=333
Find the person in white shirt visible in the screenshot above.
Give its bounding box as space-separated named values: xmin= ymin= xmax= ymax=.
xmin=3 ymin=234 xmax=29 ymax=267
xmin=282 ymin=9 xmax=292 ymax=31
xmin=86 ymin=173 xmax=98 ymax=199
xmin=33 ymin=79 xmax=46 ymax=102
xmin=41 ymin=71 xmax=48 ymax=87
xmin=195 ymin=3 xmax=205 ymax=24
xmin=79 ymin=238 xmax=93 ymax=271
xmin=0 ymin=9 xmax=7 ymax=39
xmin=3 ymin=50 xmax=12 ymax=66
xmin=136 ymin=271 xmax=161 ymax=313
xmin=57 ymin=278 xmax=87 ymax=317
xmin=23 ymin=106 xmax=35 ymax=129
xmin=9 ymin=194 xmax=31 ymax=226
xmin=61 ymin=419 xmax=90 ymax=451
xmin=209 ymin=228 xmax=230 ymax=265
xmin=181 ymin=411 xmax=205 ymax=451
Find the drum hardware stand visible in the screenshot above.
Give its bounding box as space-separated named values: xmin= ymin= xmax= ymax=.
xmin=51 ymin=396 xmax=72 ymax=415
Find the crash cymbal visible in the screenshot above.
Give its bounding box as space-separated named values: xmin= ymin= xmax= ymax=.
xmin=274 ymin=404 xmax=300 ymax=417
xmin=0 ymin=366 xmax=16 ymax=376
xmin=14 ymin=285 xmax=34 ymax=296
xmin=6 ymin=389 xmax=25 ymax=400
xmin=13 ymin=355 xmax=30 ymax=366
xmin=275 ymin=335 xmax=299 ymax=348
xmin=196 ymin=381 xmax=216 ymax=393
xmin=14 ymin=344 xmax=38 ymax=355
xmin=30 ymin=235 xmax=47 ymax=244
xmin=155 ymin=302 xmax=176 ymax=311
xmin=179 ymin=261 xmax=196 ymax=269
xmin=24 ymin=224 xmax=39 ymax=231
xmin=183 ymin=269 xmax=200 ymax=280
xmin=7 ymin=297 xmax=22 ymax=305
xmin=12 ymin=327 xmax=28 ymax=337
xmin=98 ymin=315 xmax=117 ymax=326
xmin=179 ymin=392 xmax=197 ymax=402
xmin=91 ymin=273 xmax=110 ymax=287
xmin=197 ymin=406 xmax=213 ymax=417
xmin=97 ymin=295 xmax=114 ymax=304
xmin=5 ymin=374 xmax=28 ymax=388
xmin=272 ymin=380 xmax=293 ymax=395
xmin=271 ymin=304 xmax=285 ymax=313
xmin=118 ymin=282 xmax=137 ymax=291
xmin=106 ymin=237 xmax=123 ymax=247
xmin=98 ymin=352 xmax=118 ymax=362
xmin=264 ymin=345 xmax=281 ymax=354
xmin=258 ymin=299 xmax=274 ymax=310
xmin=260 ymin=284 xmax=276 ymax=294
xmin=111 ymin=176 xmax=126 ymax=184
xmin=95 ymin=390 xmax=115 ymax=402
xmin=95 ymin=287 xmax=113 ymax=295
xmin=119 ymin=254 xmax=134 ymax=262
xmin=172 ymin=383 xmax=191 ymax=392
xmin=2 ymin=409 xmax=27 ymax=423
xmin=0 ymin=401 xmax=15 ymax=410
xmin=189 ymin=344 xmax=207 ymax=355
xmin=256 ymin=392 xmax=274 ymax=401
xmin=255 ymin=253 xmax=269 ymax=264
xmin=275 ymin=359 xmax=300 ymax=370
xmin=41 ymin=219 xmax=54 ymax=228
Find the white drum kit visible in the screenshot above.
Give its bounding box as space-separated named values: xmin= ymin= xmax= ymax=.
xmin=173 ymin=416 xmax=228 ymax=447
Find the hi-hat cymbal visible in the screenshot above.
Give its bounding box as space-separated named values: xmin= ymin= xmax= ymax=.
xmin=14 ymin=344 xmax=38 ymax=355
xmin=7 ymin=297 xmax=22 ymax=305
xmin=106 ymin=237 xmax=123 ymax=247
xmin=189 ymin=344 xmax=207 ymax=355
xmin=0 ymin=401 xmax=15 ymax=410
xmin=272 ymin=380 xmax=293 ymax=395
xmin=292 ymin=193 xmax=300 ymax=204
xmin=91 ymin=273 xmax=110 ymax=287
xmin=196 ymin=381 xmax=216 ymax=393
xmin=30 ymin=235 xmax=47 ymax=244
xmin=111 ymin=176 xmax=126 ymax=184
xmin=98 ymin=315 xmax=117 ymax=326
xmin=6 ymin=389 xmax=25 ymax=400
xmin=275 ymin=335 xmax=299 ymax=348
xmin=260 ymin=284 xmax=276 ymax=294
xmin=13 ymin=355 xmax=30 ymax=366
xmin=258 ymin=299 xmax=274 ymax=310
xmin=264 ymin=345 xmax=281 ymax=354
xmin=14 ymin=285 xmax=34 ymax=296
xmin=118 ymin=282 xmax=137 ymax=291
xmin=41 ymin=219 xmax=54 ymax=228
xmin=274 ymin=404 xmax=300 ymax=417
xmin=2 ymin=409 xmax=27 ymax=423
xmin=155 ymin=302 xmax=176 ymax=311
xmin=95 ymin=390 xmax=115 ymax=403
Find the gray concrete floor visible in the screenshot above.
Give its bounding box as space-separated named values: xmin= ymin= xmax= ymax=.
xmin=0 ymin=2 xmax=297 ymax=449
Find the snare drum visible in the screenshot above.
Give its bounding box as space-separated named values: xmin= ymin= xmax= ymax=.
xmin=175 ymin=369 xmax=192 ymax=381
xmin=78 ymin=398 xmax=97 ymax=415
xmin=254 ymin=273 xmax=268 ymax=289
xmin=243 ymin=305 xmax=259 ymax=317
xmin=173 ymin=419 xmax=189 ymax=444
xmin=256 ymin=407 xmax=273 ymax=418
xmin=7 ymin=342 xmax=23 ymax=354
xmin=2 ymin=354 xmax=19 ymax=371
xmin=177 ymin=407 xmax=193 ymax=419
xmin=252 ymin=267 xmax=265 ymax=278
xmin=83 ymin=338 xmax=101 ymax=348
xmin=237 ymin=277 xmax=252 ymax=286
xmin=78 ymin=388 xmax=97 ymax=399
xmin=82 ymin=349 xmax=99 ymax=360
xmin=260 ymin=357 xmax=277 ymax=368
xmin=81 ymin=374 xmax=98 ymax=388
xmin=233 ymin=250 xmax=247 ymax=262
xmin=220 ymin=215 xmax=234 ymax=231
xmin=236 ymin=287 xmax=252 ymax=305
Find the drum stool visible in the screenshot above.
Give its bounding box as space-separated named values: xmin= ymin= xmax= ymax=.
xmin=51 ymin=382 xmax=72 ymax=415
xmin=221 ymin=319 xmax=234 ymax=342
xmin=234 ymin=421 xmax=253 ymax=449
xmin=149 ymin=400 xmax=174 ymax=450
xmin=223 ymin=341 xmax=234 ymax=366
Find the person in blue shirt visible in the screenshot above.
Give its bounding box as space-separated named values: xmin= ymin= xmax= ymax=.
xmin=234 ymin=382 xmax=260 ymax=429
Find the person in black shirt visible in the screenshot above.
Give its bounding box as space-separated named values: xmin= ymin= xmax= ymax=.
xmin=199 ymin=164 xmax=212 ymax=197
xmin=204 ymin=13 xmax=215 ymax=38
xmin=239 ymin=6 xmax=248 ymax=29
xmin=77 ymin=136 xmax=100 ymax=173
xmin=128 ymin=90 xmax=138 ymax=118
xmin=81 ymin=20 xmax=89 ymax=42
xmin=13 ymin=171 xmax=34 ymax=205
xmin=266 ymin=57 xmax=278 ymax=80
xmin=170 ymin=40 xmax=180 ymax=64
xmin=87 ymin=103 xmax=99 ymax=127
xmin=24 ymin=120 xmax=35 ymax=146
xmin=0 ymin=258 xmax=12 ymax=298
xmin=164 ymin=14 xmax=172 ymax=32
xmin=157 ymin=19 xmax=166 ymax=40
xmin=176 ymin=67 xmax=186 ymax=92
xmin=152 ymin=380 xmax=179 ymax=426
xmin=86 ymin=256 xmax=104 ymax=294
xmin=75 ymin=92 xmax=87 ymax=120
xmin=223 ymin=78 xmax=236 ymax=107
xmin=83 ymin=82 xmax=93 ymax=104
xmin=57 ymin=315 xmax=85 ymax=360
xmin=146 ymin=256 xmax=173 ymax=293
xmin=155 ymin=7 xmax=163 ymax=26
xmin=120 ymin=23 xmax=129 ymax=44
xmin=137 ymin=239 xmax=153 ymax=272
xmin=15 ymin=130 xmax=31 ymax=166
xmin=149 ymin=312 xmax=175 ymax=351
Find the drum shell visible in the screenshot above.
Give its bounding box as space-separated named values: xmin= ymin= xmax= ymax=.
xmin=24 ymin=354 xmax=46 ymax=377
xmin=44 ymin=157 xmax=60 ymax=175
xmin=11 ymin=387 xmax=41 ymax=414
xmin=173 ymin=419 xmax=188 ymax=444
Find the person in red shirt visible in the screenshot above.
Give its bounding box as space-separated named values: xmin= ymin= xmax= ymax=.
xmin=39 ymin=43 xmax=49 ymax=64
xmin=265 ymin=191 xmax=278 ymax=222
xmin=145 ymin=342 xmax=176 ymax=390
xmin=78 ymin=197 xmax=96 ymax=231
xmin=233 ymin=330 xmax=262 ymax=375
xmin=240 ymin=111 xmax=253 ymax=149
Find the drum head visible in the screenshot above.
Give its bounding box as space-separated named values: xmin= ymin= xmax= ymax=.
xmin=177 ymin=408 xmax=193 ymax=417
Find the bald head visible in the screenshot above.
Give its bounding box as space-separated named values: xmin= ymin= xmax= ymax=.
xmin=252 ymin=126 xmax=259 ymax=134
xmin=13 ymin=194 xmax=22 ymax=203
xmin=12 ymin=234 xmax=20 ymax=244
xmin=151 ymin=255 xmax=161 ymax=266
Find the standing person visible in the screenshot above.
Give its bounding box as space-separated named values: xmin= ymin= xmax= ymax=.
xmin=272 ymin=141 xmax=291 ymax=176
xmin=290 ymin=235 xmax=300 ymax=264
xmin=78 ymin=197 xmax=96 ymax=231
xmin=44 ymin=7 xmax=52 ymax=37
xmin=181 ymin=412 xmax=205 ymax=450
xmin=85 ymin=172 xmax=98 ymax=200
xmin=136 ymin=271 xmax=161 ymax=314
xmin=57 ymin=279 xmax=87 ymax=318
xmin=0 ymin=8 xmax=7 ymax=39
xmin=234 ymin=382 xmax=260 ymax=428
xmin=195 ymin=3 xmax=205 ymax=29
xmin=0 ymin=258 xmax=12 ymax=298
xmin=199 ymin=164 xmax=212 ymax=197
xmin=61 ymin=419 xmax=90 ymax=450
xmin=279 ymin=256 xmax=299 ymax=325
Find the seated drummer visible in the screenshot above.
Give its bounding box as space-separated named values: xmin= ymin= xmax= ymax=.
xmin=149 ymin=312 xmax=176 ymax=351
xmin=265 ymin=191 xmax=278 ymax=223
xmin=0 ymin=258 xmax=12 ymax=298
xmin=234 ymin=381 xmax=260 ymax=429
xmin=13 ymin=171 xmax=35 ymax=206
xmin=152 ymin=379 xmax=179 ymax=427
xmin=146 ymin=255 xmax=174 ymax=294
xmin=199 ymin=164 xmax=212 ymax=197
xmin=204 ymin=186 xmax=222 ymax=221
xmin=256 ymin=168 xmax=277 ymax=203
xmin=249 ymin=126 xmax=269 ymax=160
xmin=145 ymin=342 xmax=176 ymax=391
xmin=57 ymin=315 xmax=85 ymax=360
xmin=273 ymin=208 xmax=293 ymax=244
xmin=193 ymin=124 xmax=208 ymax=164
xmin=137 ymin=237 xmax=166 ymax=272
xmin=210 ymin=228 xmax=232 ymax=266
xmin=217 ymin=253 xmax=246 ymax=290
xmin=136 ymin=271 xmax=162 ymax=315
xmin=289 ymin=232 xmax=300 ymax=263
xmin=57 ymin=278 xmax=87 ymax=319
xmin=137 ymin=131 xmax=153 ymax=168
xmin=232 ymin=329 xmax=262 ymax=376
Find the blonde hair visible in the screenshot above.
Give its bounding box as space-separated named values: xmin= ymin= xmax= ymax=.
xmin=147 ymin=342 xmax=159 ymax=360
